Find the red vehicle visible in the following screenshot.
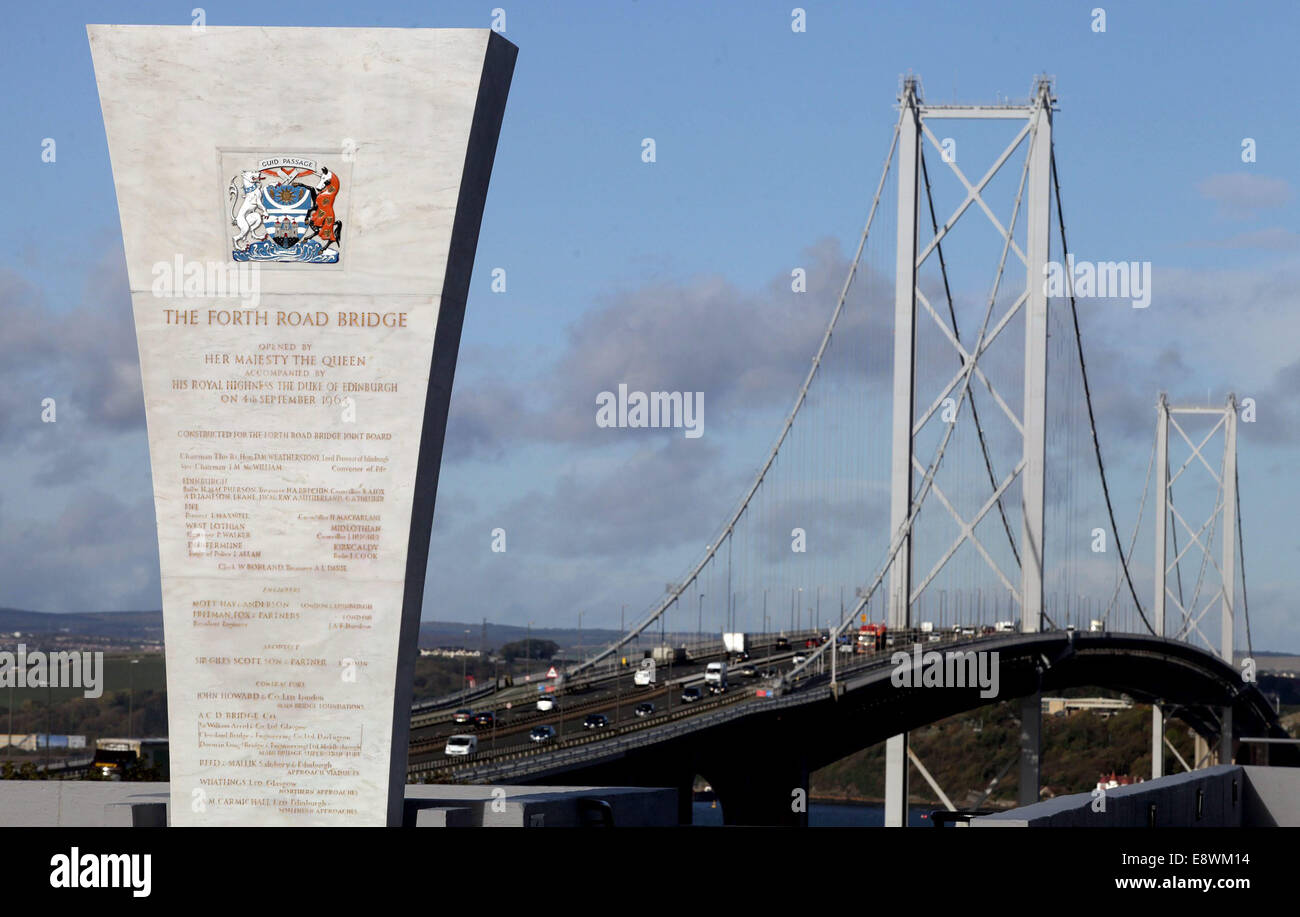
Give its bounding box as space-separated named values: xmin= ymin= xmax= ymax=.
xmin=857 ymin=623 xmax=888 ymax=652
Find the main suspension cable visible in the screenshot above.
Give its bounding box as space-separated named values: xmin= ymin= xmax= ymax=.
xmin=1050 ymin=146 xmax=1155 ymax=635
xmin=570 ymin=105 xmax=908 ymax=676
xmin=1103 ymin=428 xmax=1155 ymax=623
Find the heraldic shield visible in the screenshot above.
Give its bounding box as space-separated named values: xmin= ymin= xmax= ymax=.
xmin=229 ymin=157 xmax=342 ymax=263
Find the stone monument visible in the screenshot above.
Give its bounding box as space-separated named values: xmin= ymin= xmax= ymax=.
xmin=88 ymin=25 xmax=516 ymax=825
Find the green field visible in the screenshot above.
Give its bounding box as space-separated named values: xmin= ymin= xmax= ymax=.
xmin=1 ymin=652 xmax=168 ymax=746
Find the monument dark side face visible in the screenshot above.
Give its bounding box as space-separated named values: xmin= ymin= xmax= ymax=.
xmin=89 ymin=25 xmax=516 ymax=826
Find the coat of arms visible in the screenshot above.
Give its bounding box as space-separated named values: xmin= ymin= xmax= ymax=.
xmin=229 ymin=157 xmax=342 ymax=263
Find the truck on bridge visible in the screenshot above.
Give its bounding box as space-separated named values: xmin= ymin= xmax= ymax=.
xmin=705 ymin=661 xmax=728 ymax=693
xmin=857 ymin=623 xmax=887 ymax=652
xmin=651 ymin=645 xmax=686 ymax=665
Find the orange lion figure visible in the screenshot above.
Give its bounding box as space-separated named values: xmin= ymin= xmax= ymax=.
xmin=300 ymin=166 xmax=342 ymax=251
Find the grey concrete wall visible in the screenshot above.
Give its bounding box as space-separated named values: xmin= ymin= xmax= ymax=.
xmin=0 ymin=782 xmax=170 ymax=827
xmin=971 ymin=765 xmax=1299 ymax=827
xmin=0 ymin=781 xmax=677 ymax=827
xmin=404 ymin=783 xmax=677 ymax=827
xmin=1240 ymin=766 xmax=1300 ymax=827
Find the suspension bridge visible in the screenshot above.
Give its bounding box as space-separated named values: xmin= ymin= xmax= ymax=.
xmin=411 ymin=76 xmax=1291 ymax=825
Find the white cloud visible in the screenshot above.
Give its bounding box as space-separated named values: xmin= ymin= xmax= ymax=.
xmin=1195 ymin=173 xmax=1293 ymax=219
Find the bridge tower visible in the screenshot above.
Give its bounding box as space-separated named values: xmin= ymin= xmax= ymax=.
xmin=1151 ymin=394 xmax=1239 ymax=777
xmin=884 ymin=77 xmax=1055 ymax=825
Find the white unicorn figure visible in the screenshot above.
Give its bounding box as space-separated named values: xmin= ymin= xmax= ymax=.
xmin=229 ymin=170 xmax=269 ymax=251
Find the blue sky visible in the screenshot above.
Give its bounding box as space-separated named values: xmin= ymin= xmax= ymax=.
xmin=1 ymin=1 xmax=1298 ymax=652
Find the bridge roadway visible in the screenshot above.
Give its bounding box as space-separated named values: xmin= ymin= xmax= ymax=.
xmin=408 ymin=630 xmax=1297 ymax=826
xmin=407 ymin=632 xmax=825 ymax=765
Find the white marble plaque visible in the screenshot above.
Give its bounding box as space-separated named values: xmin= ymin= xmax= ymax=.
xmin=89 ymin=25 xmax=515 ymax=825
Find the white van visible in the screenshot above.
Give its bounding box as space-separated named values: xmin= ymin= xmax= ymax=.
xmin=634 ymin=658 xmax=656 ymax=686
xmin=445 ymin=734 xmax=478 ymax=756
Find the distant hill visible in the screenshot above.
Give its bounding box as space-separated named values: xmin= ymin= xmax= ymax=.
xmin=418 ymin=620 xmax=630 ymax=654
xmin=0 ymin=607 xmax=164 ymax=640
xmin=0 ymin=608 xmax=634 ymax=654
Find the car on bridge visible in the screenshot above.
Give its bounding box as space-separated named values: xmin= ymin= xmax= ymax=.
xmin=537 ymin=695 xmax=556 ymax=712
xmin=583 ymin=713 xmax=610 ymax=730
xmin=445 ymin=734 xmax=477 ymax=756
xmin=739 ymin=663 xmax=759 ymax=678
xmin=472 ymin=711 xmax=495 ymax=728
xmin=792 ymin=654 xmax=807 ymax=665
xmin=453 ymin=709 xmax=472 ymax=724
xmin=634 ymin=702 xmax=655 ymax=717
xmin=529 ymin=725 xmax=556 ymax=743
xmin=681 ymin=686 xmax=704 ymax=703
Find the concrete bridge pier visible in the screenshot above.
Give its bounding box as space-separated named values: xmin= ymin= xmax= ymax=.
xmin=709 ymin=752 xmax=810 ymax=827
xmin=674 ymin=774 xmax=695 ymax=825
xmin=1019 ymin=692 xmax=1041 ymax=805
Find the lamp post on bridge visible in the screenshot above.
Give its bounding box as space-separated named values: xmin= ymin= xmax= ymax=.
xmin=461 ymin=629 xmax=470 ymax=702
xmin=128 ymin=658 xmax=139 ymax=737
xmin=726 ymin=537 xmax=732 ymax=635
